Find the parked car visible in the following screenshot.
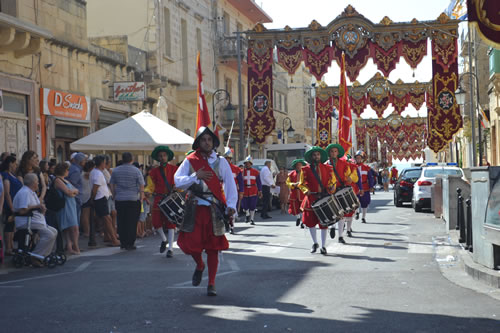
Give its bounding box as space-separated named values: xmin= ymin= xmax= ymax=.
xmin=393 ymin=167 xmax=422 ymax=207
xmin=412 ymin=163 xmax=466 ymax=212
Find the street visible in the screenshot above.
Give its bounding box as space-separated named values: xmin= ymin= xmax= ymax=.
xmin=1 ymin=192 xmax=499 ymax=333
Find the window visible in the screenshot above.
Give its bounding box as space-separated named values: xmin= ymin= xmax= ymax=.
xmin=403 ymin=169 xmax=422 ymax=179
xmin=181 ymin=18 xmax=188 ymax=83
xmin=196 ymin=28 xmax=202 ymax=56
xmin=223 ymin=11 xmax=230 ymax=35
xmin=163 ymin=8 xmax=171 ymax=57
xmin=2 ymin=91 xmax=27 ymax=116
xmin=423 ymin=168 xmax=462 ymax=177
xmin=0 ymin=0 xmax=17 ymax=17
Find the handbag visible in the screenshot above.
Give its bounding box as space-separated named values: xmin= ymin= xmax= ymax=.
xmin=45 ymin=178 xmax=65 ymax=212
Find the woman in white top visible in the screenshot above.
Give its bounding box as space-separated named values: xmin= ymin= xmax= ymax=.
xmin=79 ymin=160 xmax=95 ymax=238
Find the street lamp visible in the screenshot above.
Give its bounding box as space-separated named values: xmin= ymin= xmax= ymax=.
xmin=455 ymin=72 xmax=483 ymax=166
xmin=211 ymin=89 xmax=235 ymax=133
xmin=282 ymin=117 xmax=295 ymax=144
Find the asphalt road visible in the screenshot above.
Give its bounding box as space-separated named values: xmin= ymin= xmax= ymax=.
xmin=1 ymin=191 xmax=499 ymax=333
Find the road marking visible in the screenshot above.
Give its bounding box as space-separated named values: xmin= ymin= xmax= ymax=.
xmin=169 ymin=271 xmax=238 ymax=288
xmin=0 ymin=261 xmax=92 ymax=285
xmin=74 ymin=261 xmax=92 ymax=272
xmin=227 ymin=259 xmax=240 ymax=271
xmin=326 ymin=244 xmax=366 ymax=253
xmin=78 ymin=247 xmax=123 ymax=257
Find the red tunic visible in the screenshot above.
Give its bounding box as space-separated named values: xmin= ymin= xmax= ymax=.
xmin=287 ymin=170 xmax=305 ymax=216
xmin=357 ymin=163 xmax=372 ymax=191
xmin=149 ymin=164 xmax=178 ymax=230
xmin=390 ymin=168 xmax=398 ymax=184
xmin=242 ymin=167 xmax=260 ymax=197
xmin=300 ymin=163 xmax=335 ymax=229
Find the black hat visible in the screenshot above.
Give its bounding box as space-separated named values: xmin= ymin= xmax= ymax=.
xmin=192 ymin=126 xmax=220 ymax=150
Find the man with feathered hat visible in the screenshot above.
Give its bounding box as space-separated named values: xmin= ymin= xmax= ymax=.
xmin=145 ymin=145 xmax=178 ymax=258
xmin=240 ymin=155 xmax=262 ymax=225
xmin=174 ymin=127 xmax=237 ymax=296
xmin=286 ymin=159 xmax=307 ymax=228
xmin=298 ymin=146 xmax=337 ymax=255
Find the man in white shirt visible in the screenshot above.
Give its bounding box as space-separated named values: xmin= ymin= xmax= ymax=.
xmin=259 ymin=160 xmax=275 ymax=219
xmin=13 ymin=173 xmax=57 ymax=261
xmin=174 ymin=126 xmax=237 ymax=296
xmin=90 ymin=155 xmax=119 ymax=246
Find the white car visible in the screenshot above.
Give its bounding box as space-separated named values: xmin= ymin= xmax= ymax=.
xmin=412 ymin=163 xmax=465 ymax=212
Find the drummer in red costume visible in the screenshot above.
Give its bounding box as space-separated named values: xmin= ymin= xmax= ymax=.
xmin=145 ymin=146 xmax=178 ymax=258
xmin=286 ymin=159 xmax=307 ymax=228
xmin=354 ymin=150 xmax=375 ymax=223
xmin=174 ymin=127 xmax=237 ymax=297
xmin=222 ymin=147 xmax=244 ymax=234
xmin=325 ymin=143 xmax=358 ymax=244
xmin=298 ymin=146 xmax=337 ymax=255
xmin=345 ymin=154 xmax=362 ymax=236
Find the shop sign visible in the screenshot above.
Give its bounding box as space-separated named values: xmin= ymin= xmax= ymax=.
xmin=113 ymin=82 xmax=146 ymax=101
xmin=42 ymin=88 xmax=90 ymax=121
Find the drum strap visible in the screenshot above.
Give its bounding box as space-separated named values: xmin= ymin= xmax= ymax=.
xmin=159 ymin=167 xmax=173 ymax=194
xmin=331 ymin=162 xmax=345 ymax=189
xmin=311 ymin=164 xmax=328 ymax=196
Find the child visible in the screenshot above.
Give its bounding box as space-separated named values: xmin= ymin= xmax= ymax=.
xmin=137 ymin=197 xmax=150 ymax=238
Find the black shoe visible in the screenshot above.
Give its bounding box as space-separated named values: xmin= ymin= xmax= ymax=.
xmin=230 ymin=228 xmax=234 ymax=234
xmin=296 ymin=218 xmax=300 ymax=226
xmin=310 ymin=243 xmax=319 ymax=253
xmin=250 ymin=220 xmax=255 ymax=225
xmin=355 ymin=212 xmax=359 ymax=220
xmin=300 ymin=223 xmax=305 ymax=229
xmin=339 ymin=237 xmax=346 ymax=244
xmin=362 ymin=218 xmax=366 ymax=224
xmin=347 ymin=231 xmax=352 ymax=237
xmin=245 ymin=215 xmax=250 ymax=223
xmin=329 ymin=228 xmax=336 ymax=239
xmin=192 ymin=267 xmax=204 ymax=286
xmin=166 ymin=250 xmax=173 ymax=258
xmin=160 ymin=241 xmax=167 ymax=253
xmin=126 ymin=245 xmax=137 ymax=250
xmin=207 ymin=285 xmax=217 ymax=296
xmin=120 ymin=245 xmax=126 ymax=249
xmin=320 ymin=247 xmax=327 ymax=255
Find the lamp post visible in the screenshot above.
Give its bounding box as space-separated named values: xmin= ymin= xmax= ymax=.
xmin=211 ymin=89 xmax=234 ymax=136
xmin=455 ymin=72 xmax=483 ymax=166
xmin=282 ymin=117 xmax=295 ymax=144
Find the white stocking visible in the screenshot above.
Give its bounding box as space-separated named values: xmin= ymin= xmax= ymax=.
xmin=346 ymin=217 xmax=353 ymax=232
xmin=157 ymin=228 xmax=167 ymax=242
xmin=320 ymin=229 xmax=327 ymax=248
xmin=167 ymin=229 xmax=175 ymax=250
xmin=309 ymin=227 xmax=318 ymax=244
xmin=362 ymin=208 xmax=367 ymax=219
xmin=250 ymin=210 xmax=255 ymax=221
xmin=245 ymin=210 xmax=250 ymax=217
xmin=338 ymin=219 xmax=345 ymax=238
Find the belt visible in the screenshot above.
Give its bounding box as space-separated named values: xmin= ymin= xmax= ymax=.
xmin=245 ymin=185 xmax=256 ymax=187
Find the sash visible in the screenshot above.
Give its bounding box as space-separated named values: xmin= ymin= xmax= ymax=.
xmin=330 ymin=159 xmax=345 ymax=188
xmin=186 ymin=151 xmax=227 ymax=205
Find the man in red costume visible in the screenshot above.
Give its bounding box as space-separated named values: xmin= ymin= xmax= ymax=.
xmin=298 ymin=146 xmax=336 ymax=255
xmin=222 ymin=147 xmax=243 ymax=234
xmin=390 ymin=166 xmax=399 ymax=188
xmin=174 ymin=127 xmax=237 ymax=296
xmin=286 ymin=159 xmax=306 ymax=228
xmin=355 ymin=151 xmax=375 ymax=223
xmin=145 ymin=146 xmax=178 ymax=258
xmin=241 ymin=156 xmax=262 ymax=225
xmin=325 ymin=143 xmax=358 ymax=244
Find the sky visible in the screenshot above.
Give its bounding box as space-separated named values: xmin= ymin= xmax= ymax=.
xmin=258 ymin=0 xmax=454 ymax=120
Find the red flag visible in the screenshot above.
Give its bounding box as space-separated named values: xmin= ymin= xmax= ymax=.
xmin=195 ymin=52 xmax=210 ymax=132
xmin=338 ymin=52 xmax=352 ymax=152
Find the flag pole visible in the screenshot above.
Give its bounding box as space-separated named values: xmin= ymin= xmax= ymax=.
xmin=226 ymin=120 xmax=235 ymax=147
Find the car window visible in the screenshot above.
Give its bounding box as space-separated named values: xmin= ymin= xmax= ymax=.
xmin=403 ymin=169 xmax=421 ymax=179
xmin=423 ymin=168 xmax=462 ymax=177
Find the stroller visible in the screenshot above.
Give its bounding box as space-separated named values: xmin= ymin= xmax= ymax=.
xmin=12 ymin=211 xmax=66 ymax=269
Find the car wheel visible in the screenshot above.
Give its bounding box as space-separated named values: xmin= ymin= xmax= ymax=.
xmin=394 ymin=192 xmax=402 ymax=207
xmin=414 ymin=202 xmax=422 ymax=212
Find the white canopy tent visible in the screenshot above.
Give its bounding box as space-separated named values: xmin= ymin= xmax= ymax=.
xmin=70 ymin=111 xmax=194 ymax=153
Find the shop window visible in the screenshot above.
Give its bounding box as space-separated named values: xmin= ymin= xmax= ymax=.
xmin=2 ymin=91 xmax=27 ymax=116
xmin=55 ymin=125 xmax=80 ymax=139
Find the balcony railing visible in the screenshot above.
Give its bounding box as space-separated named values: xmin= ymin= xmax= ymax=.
xmin=217 ymin=36 xmax=247 ymax=60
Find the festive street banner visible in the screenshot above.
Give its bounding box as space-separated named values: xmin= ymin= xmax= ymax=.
xmin=401 ymin=39 xmax=428 ymax=69
xmin=247 ymin=40 xmax=275 ymax=144
xmin=391 ymin=82 xmax=410 ymax=115
xmin=428 ymin=22 xmax=462 ymax=153
xmin=367 ymin=79 xmax=391 ymax=118
xmin=369 ymin=135 xmax=378 ymax=162
xmin=350 ymin=92 xmax=367 ymax=117
xmin=467 ymin=0 xmax=500 ymax=48
xmin=333 ymin=45 xmax=371 ymax=82
xmin=356 ymin=124 xmax=367 ymax=151
xmin=370 ymin=41 xmax=402 ymax=78
xmin=277 ymin=45 xmax=303 ymax=76
xmin=303 ymin=35 xmax=334 ymax=81
xmin=315 ymin=95 xmax=334 ymax=148
xmin=338 ymin=53 xmax=353 ymax=152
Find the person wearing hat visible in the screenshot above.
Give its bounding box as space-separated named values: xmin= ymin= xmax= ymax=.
xmin=354 ymin=150 xmax=375 ymax=223
xmin=222 ymin=147 xmax=244 ymax=233
xmin=145 ymin=145 xmax=178 ymax=257
xmin=286 ymin=159 xmax=307 ymax=228
xmin=298 ymin=146 xmax=336 ymax=255
xmin=241 ymin=156 xmax=262 ymax=225
xmin=174 ymin=127 xmax=237 ymax=296
xmin=325 ymin=143 xmax=359 ymax=242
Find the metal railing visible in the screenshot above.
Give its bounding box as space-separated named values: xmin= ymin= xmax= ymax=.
xmin=456 ymin=188 xmax=473 ymax=252
xmin=217 ymin=36 xmax=247 ymax=59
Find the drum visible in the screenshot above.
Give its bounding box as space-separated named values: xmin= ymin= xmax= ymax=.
xmin=158 ymin=192 xmax=186 ymax=225
xmin=334 ymin=187 xmax=360 ymax=212
xmin=311 ymin=195 xmax=344 ymax=226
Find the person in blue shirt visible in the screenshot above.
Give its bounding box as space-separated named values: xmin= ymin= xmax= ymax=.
xmin=67 ymin=153 xmax=87 ymax=224
xmin=1 ymin=155 xmax=23 ymax=255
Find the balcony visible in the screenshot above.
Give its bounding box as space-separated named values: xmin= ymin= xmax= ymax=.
xmin=217 ymin=36 xmax=247 ymax=60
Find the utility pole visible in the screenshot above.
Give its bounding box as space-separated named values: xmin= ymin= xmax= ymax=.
xmin=468 ymin=24 xmax=477 ymax=167
xmin=236 ymin=30 xmax=244 ymax=160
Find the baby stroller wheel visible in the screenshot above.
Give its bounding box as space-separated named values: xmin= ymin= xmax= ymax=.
xmin=56 ymin=253 xmax=66 ymax=265
xmin=13 ymin=254 xmax=24 ymax=268
xmin=44 ymin=256 xmax=57 ymax=269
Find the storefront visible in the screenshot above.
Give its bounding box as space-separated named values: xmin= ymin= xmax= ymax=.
xmin=41 ymin=88 xmax=91 ymax=161
xmin=0 ymin=74 xmax=37 ymax=158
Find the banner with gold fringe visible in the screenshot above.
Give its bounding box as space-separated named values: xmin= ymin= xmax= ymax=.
xmin=315 ymin=96 xmax=334 ymax=148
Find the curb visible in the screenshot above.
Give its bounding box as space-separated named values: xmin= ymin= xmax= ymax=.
xmin=449 ymin=230 xmax=500 ymax=289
